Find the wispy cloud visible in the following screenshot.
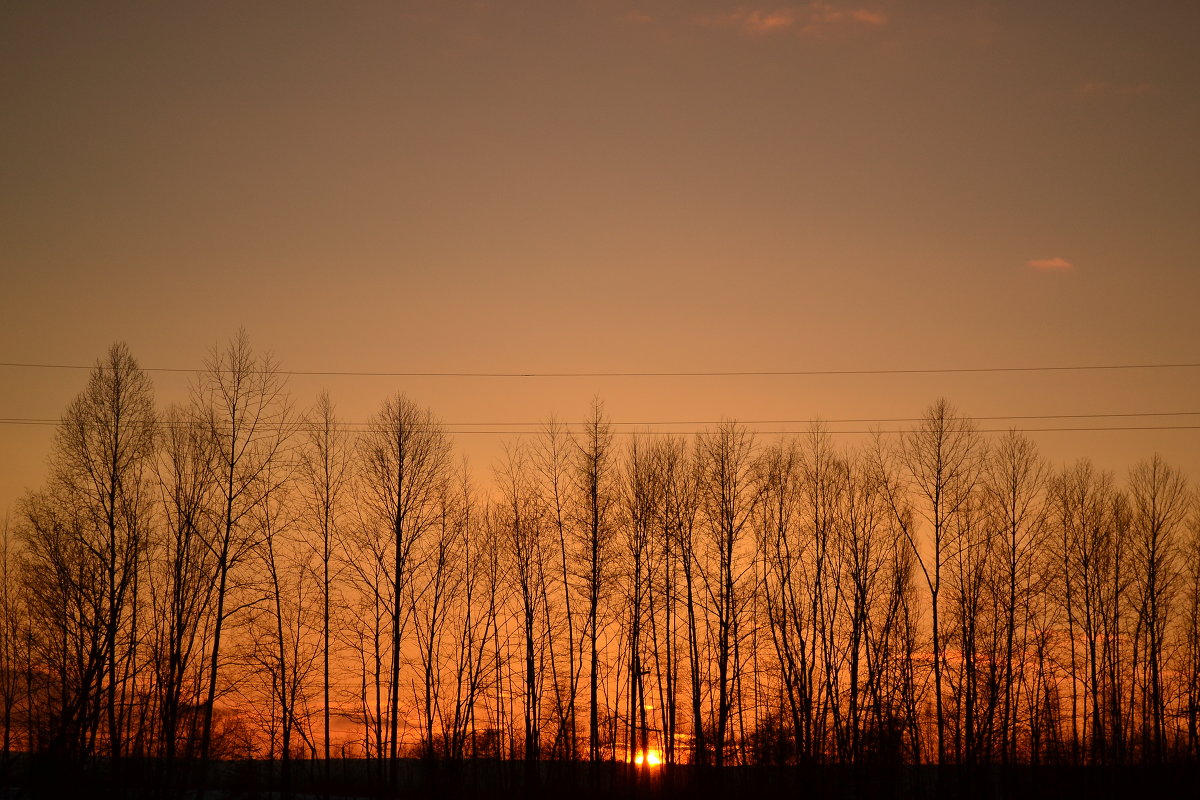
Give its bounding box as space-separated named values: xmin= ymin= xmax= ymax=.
xmin=699 ymin=7 xmax=796 ymax=34
xmin=809 ymin=3 xmax=888 ymax=29
xmin=1027 ymin=257 xmax=1074 ymax=271
xmin=745 ymin=8 xmax=802 ymax=33
xmin=619 ymin=9 xmax=654 ymax=25
xmin=697 ymin=3 xmax=887 ymax=36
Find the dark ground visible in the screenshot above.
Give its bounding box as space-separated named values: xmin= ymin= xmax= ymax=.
xmin=3 ymin=757 xmax=1197 ymax=800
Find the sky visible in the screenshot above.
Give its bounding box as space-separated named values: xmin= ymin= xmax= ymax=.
xmin=2 ymin=0 xmax=1199 ymax=514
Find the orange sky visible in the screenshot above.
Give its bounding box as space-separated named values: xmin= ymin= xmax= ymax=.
xmin=2 ymin=0 xmax=1198 ymax=513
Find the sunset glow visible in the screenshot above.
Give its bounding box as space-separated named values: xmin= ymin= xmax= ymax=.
xmin=633 ymin=749 xmax=663 ymax=767
xmin=1 ymin=2 xmax=1198 ymax=799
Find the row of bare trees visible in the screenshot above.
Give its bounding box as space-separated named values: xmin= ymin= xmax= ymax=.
xmin=4 ymin=338 xmax=1200 ymax=776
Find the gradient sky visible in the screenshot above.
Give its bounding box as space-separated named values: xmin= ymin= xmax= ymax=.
xmin=2 ymin=0 xmax=1198 ymax=514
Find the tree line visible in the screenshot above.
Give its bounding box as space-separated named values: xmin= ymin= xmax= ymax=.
xmin=4 ymin=334 xmax=1200 ymax=786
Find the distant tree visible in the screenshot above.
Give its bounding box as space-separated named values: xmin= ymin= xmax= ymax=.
xmin=13 ymin=342 xmax=1200 ymax=780
xmin=17 ymin=343 xmax=156 ymax=761
xmin=356 ymin=394 xmax=450 ymax=781
xmin=495 ymin=442 xmax=552 ymax=764
xmin=19 ymin=488 xmax=101 ymax=754
xmin=193 ymin=330 xmax=295 ymax=770
xmin=409 ymin=465 xmax=464 ymax=761
xmin=572 ymin=400 xmax=616 ymax=762
xmin=0 ymin=515 xmax=24 ymax=767
xmin=652 ymin=436 xmax=696 ymax=765
xmin=533 ymin=417 xmax=579 ymax=759
xmin=435 ymin=464 xmax=490 ymax=760
xmin=799 ymin=425 xmax=846 ymax=763
xmin=695 ymin=422 xmax=757 ymax=767
xmin=982 ymin=431 xmax=1048 ymax=763
xmin=1127 ymin=455 xmax=1189 ymax=761
xmin=621 ymin=435 xmax=658 ymax=764
xmin=341 ymin=502 xmax=391 ymax=767
xmin=943 ymin=473 xmax=992 ymax=764
xmin=1052 ymin=460 xmax=1129 ymax=764
xmin=1180 ymin=496 xmax=1200 ymax=758
xmin=756 ymin=434 xmax=809 ymax=762
xmin=878 ymin=399 xmax=982 ymax=765
xmin=247 ymin=451 xmax=321 ymax=790
xmin=151 ymin=404 xmax=218 ymax=767
xmin=836 ymin=447 xmax=905 ymax=763
xmin=297 ymin=392 xmax=352 ymax=770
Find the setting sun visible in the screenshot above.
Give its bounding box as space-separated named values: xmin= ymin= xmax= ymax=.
xmin=633 ymin=749 xmax=663 ymax=767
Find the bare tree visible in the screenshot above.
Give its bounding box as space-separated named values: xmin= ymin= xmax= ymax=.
xmin=756 ymin=434 xmax=810 ymax=762
xmin=356 ymin=394 xmax=450 ymax=780
xmin=298 ymin=392 xmax=352 ymax=769
xmin=435 ymin=463 xmax=492 ymax=760
xmin=836 ymin=447 xmax=906 ymax=763
xmin=152 ymin=405 xmax=218 ymax=769
xmin=409 ymin=467 xmax=467 ymax=761
xmin=495 ymin=441 xmax=552 ymax=764
xmin=943 ymin=477 xmax=993 ymax=763
xmin=652 ymin=436 xmax=696 ymax=765
xmin=1127 ymin=455 xmax=1189 ymax=761
xmin=695 ymin=421 xmax=757 ymax=767
xmin=193 ymin=331 xmax=295 ymax=770
xmin=572 ymin=400 xmax=616 ymax=762
xmin=247 ymin=451 xmax=321 ymax=792
xmin=1053 ymin=460 xmax=1129 ymax=764
xmin=878 ymin=399 xmax=982 ymax=764
xmin=342 ymin=506 xmax=391 ymax=767
xmin=1181 ymin=495 xmax=1200 ymax=758
xmin=621 ymin=435 xmax=659 ymax=764
xmin=981 ymin=431 xmax=1048 ymax=763
xmin=799 ymin=425 xmax=847 ymax=762
xmin=533 ymin=417 xmax=580 ymax=759
xmin=13 ymin=347 xmax=1200 ymax=781
xmin=17 ymin=343 xmax=157 ymax=762
xmin=19 ymin=487 xmax=105 ymax=756
xmin=0 ymin=515 xmax=24 ymax=769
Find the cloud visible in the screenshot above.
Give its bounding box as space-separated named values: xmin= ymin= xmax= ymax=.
xmin=697 ymin=3 xmax=887 ymax=36
xmin=1027 ymin=257 xmax=1074 ymax=271
xmin=806 ymin=2 xmax=888 ymax=31
xmin=619 ymin=10 xmax=654 ymax=25
xmin=700 ymin=7 xmax=798 ymax=34
xmin=744 ymin=8 xmax=802 ymax=33
xmin=848 ymin=8 xmax=887 ymax=26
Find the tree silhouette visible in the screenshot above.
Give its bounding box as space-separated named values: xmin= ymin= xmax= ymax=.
xmin=3 ymin=339 xmax=1200 ymax=797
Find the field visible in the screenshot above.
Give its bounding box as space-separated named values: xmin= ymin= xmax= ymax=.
xmin=5 ymin=758 xmax=1199 ymax=800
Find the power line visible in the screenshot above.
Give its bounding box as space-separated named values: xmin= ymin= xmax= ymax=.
xmin=2 ymin=360 xmax=1199 ymax=378
xmin=1 ymin=411 xmax=1198 ymax=428
xmin=0 ymin=419 xmax=1197 ymax=435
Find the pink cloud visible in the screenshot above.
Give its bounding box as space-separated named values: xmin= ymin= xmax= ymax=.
xmin=1027 ymin=257 xmax=1074 ymax=271
xmin=620 ymin=10 xmax=654 ymax=25
xmin=698 ymin=8 xmax=797 ymax=34
xmin=805 ymin=2 xmax=888 ymax=31
xmin=697 ymin=4 xmax=887 ymax=36
xmin=849 ymin=8 xmax=888 ymax=25
xmin=744 ymin=8 xmax=801 ymax=33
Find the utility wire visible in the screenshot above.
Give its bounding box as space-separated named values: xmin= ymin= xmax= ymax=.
xmin=0 ymin=412 xmax=1195 ymax=424
xmin=1 ymin=411 xmax=1198 ymax=428
xmin=2 ymin=361 xmax=1199 ymax=378
xmin=0 ymin=420 xmax=1197 ymax=435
